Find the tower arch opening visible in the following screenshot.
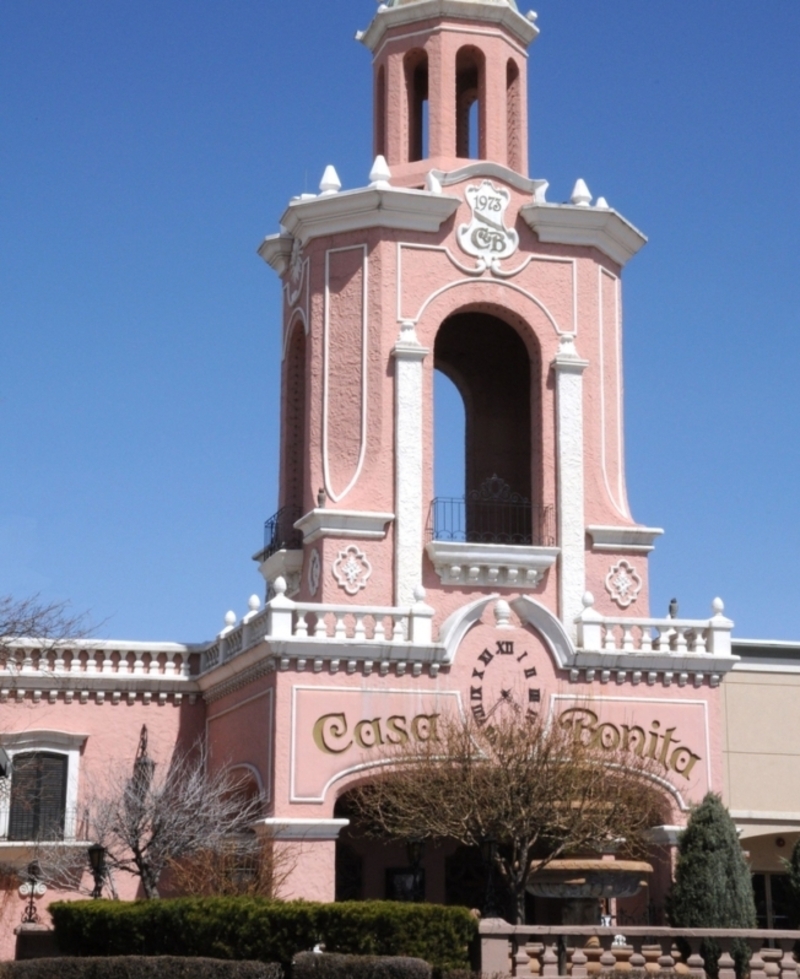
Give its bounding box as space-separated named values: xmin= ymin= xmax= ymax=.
xmin=506 ymin=59 xmax=522 ymax=172
xmin=375 ymin=65 xmax=387 ymax=159
xmin=432 ymin=310 xmax=544 ymax=545
xmin=404 ymin=49 xmax=429 ymax=163
xmin=280 ymin=319 xmax=307 ymax=527
xmin=456 ymin=46 xmax=485 ymax=160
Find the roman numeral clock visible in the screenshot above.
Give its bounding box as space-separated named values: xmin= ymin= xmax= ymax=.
xmin=468 ymin=636 xmax=543 ymax=725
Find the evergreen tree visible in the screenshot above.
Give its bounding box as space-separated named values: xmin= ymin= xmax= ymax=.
xmin=781 ymin=837 xmax=800 ymax=929
xmin=666 ymin=794 xmax=756 ymax=978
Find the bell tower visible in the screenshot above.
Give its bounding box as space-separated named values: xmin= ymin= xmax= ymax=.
xmin=259 ymin=0 xmax=659 ymax=637
xmin=362 ymin=0 xmax=537 ymax=186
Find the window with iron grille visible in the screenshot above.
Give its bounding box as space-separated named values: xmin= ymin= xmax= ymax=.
xmin=8 ymin=751 xmax=68 ymax=842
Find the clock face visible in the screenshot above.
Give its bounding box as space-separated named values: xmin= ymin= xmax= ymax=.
xmin=468 ymin=637 xmax=543 ymax=725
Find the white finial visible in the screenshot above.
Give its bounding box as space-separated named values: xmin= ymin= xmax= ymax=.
xmin=526 ymin=10 xmax=538 ymax=21
xmin=712 ymin=597 xmax=725 ymax=615
xmin=570 ymin=178 xmax=592 ymax=207
xmin=425 ymin=171 xmax=443 ymax=194
xmin=274 ymin=576 xmax=287 ymax=597
xmin=595 ymin=196 xmax=609 ymax=209
xmin=319 ymin=165 xmax=342 ymax=196
xmin=582 ymin=591 xmax=595 ymax=608
xmin=369 ymin=155 xmax=392 ymax=189
xmin=494 ymin=600 xmax=512 ymax=630
xmin=224 ymin=610 xmax=237 ymax=628
xmin=413 ymin=584 xmax=427 ymax=603
xmin=248 ymin=594 xmax=262 ymax=613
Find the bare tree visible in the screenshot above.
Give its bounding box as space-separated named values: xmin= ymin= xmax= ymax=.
xmin=166 ymin=834 xmax=296 ymax=900
xmin=0 ymin=594 xmax=89 ymax=655
xmin=352 ymin=704 xmax=666 ymax=924
xmin=86 ymin=727 xmax=266 ymax=899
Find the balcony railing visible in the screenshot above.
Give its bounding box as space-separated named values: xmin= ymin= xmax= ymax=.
xmin=479 ymin=922 xmax=800 ymax=979
xmin=428 ymin=476 xmax=555 ymax=547
xmin=262 ymin=505 xmax=303 ymax=560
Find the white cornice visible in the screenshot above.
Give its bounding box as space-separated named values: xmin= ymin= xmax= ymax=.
xmin=255 ymin=818 xmax=350 ymax=841
xmin=520 ymin=203 xmax=647 ymax=268
xmin=587 ymin=525 xmax=664 ymax=554
xmin=295 ymin=509 xmax=395 ymax=544
xmin=432 ymin=162 xmax=548 ymax=198
xmin=258 ymin=234 xmax=294 ymax=275
xmin=426 ymin=540 xmax=559 ymax=589
xmin=358 ymin=1 xmax=539 ymax=53
xmin=277 ymin=187 xmax=460 ymax=247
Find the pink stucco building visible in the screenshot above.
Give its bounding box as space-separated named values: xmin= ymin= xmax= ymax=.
xmin=2 ymin=0 xmax=798 ymax=957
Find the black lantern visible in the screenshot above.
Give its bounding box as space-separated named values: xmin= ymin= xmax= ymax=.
xmin=132 ymin=725 xmax=155 ymax=798
xmin=21 ymin=861 xmax=43 ymax=924
xmin=480 ymin=838 xmax=504 ymax=919
xmin=88 ymin=843 xmax=106 ymax=899
xmin=406 ymin=838 xmax=425 ymax=870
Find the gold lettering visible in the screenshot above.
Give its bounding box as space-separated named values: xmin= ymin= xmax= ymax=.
xmin=313 ymin=713 xmax=353 ymax=755
xmin=658 ymin=727 xmax=679 ymax=768
xmin=647 ymin=721 xmax=661 ymax=760
xmin=354 ymin=718 xmax=384 ymax=750
xmin=411 ymin=713 xmax=440 ymax=743
xmin=594 ymin=722 xmax=621 ymax=751
xmin=385 ymin=715 xmax=409 ymax=745
xmin=670 ymin=746 xmax=701 ymax=781
xmin=559 ymin=707 xmax=600 ymax=745
xmin=621 ymin=725 xmax=647 ymax=757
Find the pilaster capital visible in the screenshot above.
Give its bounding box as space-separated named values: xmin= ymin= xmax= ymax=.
xmin=393 ymin=321 xmax=430 ymax=361
xmin=551 ymin=335 xmax=589 ymax=375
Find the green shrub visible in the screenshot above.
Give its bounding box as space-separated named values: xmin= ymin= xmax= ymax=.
xmin=293 ymin=952 xmax=430 ymax=979
xmin=666 ymin=793 xmax=757 ymax=978
xmin=0 ymin=958 xmax=282 ymax=979
xmin=50 ymin=899 xmax=477 ymax=972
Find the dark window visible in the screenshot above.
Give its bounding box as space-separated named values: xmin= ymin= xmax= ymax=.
xmin=8 ymin=752 xmax=68 ymax=841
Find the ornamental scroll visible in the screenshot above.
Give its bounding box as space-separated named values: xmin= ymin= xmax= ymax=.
xmin=457 ymin=180 xmax=519 ymax=269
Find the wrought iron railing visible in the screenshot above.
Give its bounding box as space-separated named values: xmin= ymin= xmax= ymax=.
xmin=262 ymin=505 xmax=303 ymax=560
xmin=428 ymin=476 xmax=555 ymax=547
xmin=0 ymin=805 xmax=80 ymax=843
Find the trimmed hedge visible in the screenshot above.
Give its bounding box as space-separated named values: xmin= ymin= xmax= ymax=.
xmin=50 ymin=899 xmax=477 ymax=972
xmin=293 ymin=952 xmax=430 ymax=979
xmin=0 ymin=958 xmax=282 ymax=979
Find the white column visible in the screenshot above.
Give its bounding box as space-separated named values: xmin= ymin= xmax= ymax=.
xmin=392 ymin=322 xmax=429 ymax=607
xmin=552 ymin=335 xmax=590 ymax=638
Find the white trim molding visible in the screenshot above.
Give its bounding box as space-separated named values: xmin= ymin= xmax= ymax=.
xmin=587 ymin=525 xmax=664 ymax=553
xmin=520 ymin=203 xmax=647 ymax=268
xmin=393 ymin=323 xmax=429 ymax=607
xmin=257 ymin=548 xmax=303 ymax=597
xmin=358 ymin=0 xmax=539 ymax=52
xmin=425 ymin=541 xmax=559 ymax=589
xmin=278 ymin=188 xmax=460 ymax=246
xmin=254 ymin=818 xmax=350 ymax=841
xmin=295 ymin=509 xmax=394 ymax=544
xmin=552 ymin=335 xmax=589 ymax=638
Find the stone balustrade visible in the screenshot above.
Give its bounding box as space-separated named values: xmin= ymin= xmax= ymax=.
xmin=0 ymin=642 xmax=194 ymax=681
xmin=479 ymin=922 xmax=800 ymax=979
xmin=201 ymin=577 xmax=438 ymax=674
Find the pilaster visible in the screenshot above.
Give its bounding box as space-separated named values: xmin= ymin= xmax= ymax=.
xmin=552 ymin=335 xmax=590 ymax=638
xmin=393 ymin=322 xmax=429 ymax=607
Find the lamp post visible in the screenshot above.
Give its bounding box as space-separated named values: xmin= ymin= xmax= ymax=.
xmin=480 ymin=838 xmax=504 ymax=919
xmin=20 ymin=861 xmax=45 ymax=924
xmin=88 ymin=843 xmax=106 ymax=899
xmin=405 ymin=837 xmax=425 ymax=902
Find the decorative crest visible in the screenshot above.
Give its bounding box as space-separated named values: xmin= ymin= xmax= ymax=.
xmin=457 ymin=180 xmax=519 ymax=270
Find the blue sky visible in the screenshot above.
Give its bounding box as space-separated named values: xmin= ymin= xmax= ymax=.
xmin=1 ymin=1 xmax=799 ymax=642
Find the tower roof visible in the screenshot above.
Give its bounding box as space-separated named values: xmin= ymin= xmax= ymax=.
xmin=358 ymin=0 xmax=539 ymax=53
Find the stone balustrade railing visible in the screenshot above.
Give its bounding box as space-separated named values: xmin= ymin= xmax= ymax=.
xmin=0 ymin=642 xmax=194 ymax=680
xmin=479 ymin=922 xmax=800 ymax=979
xmin=201 ymin=577 xmax=437 ymax=674
xmin=575 ymin=592 xmax=736 ymax=682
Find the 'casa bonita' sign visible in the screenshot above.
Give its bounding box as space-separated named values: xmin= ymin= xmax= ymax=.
xmin=311 ymin=704 xmax=703 ymax=783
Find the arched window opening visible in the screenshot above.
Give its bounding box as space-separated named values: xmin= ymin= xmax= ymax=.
xmin=432 ymin=311 xmax=549 ymax=546
xmin=434 ymin=369 xmax=466 ymax=501
xmin=375 ymin=65 xmax=387 ymax=159
xmin=269 ymin=321 xmax=306 ymax=557
xmin=7 ymin=751 xmax=68 ymax=842
xmin=456 ymin=47 xmax=485 ymax=159
xmin=404 ymin=50 xmax=429 ymax=162
xmin=506 ymin=59 xmax=522 ymax=172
